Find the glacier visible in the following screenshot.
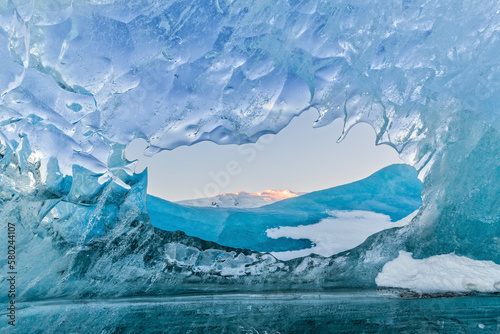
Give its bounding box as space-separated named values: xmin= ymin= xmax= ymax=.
xmin=148 ymin=164 xmax=422 ymax=253
xmin=0 ymin=0 xmax=500 ymax=332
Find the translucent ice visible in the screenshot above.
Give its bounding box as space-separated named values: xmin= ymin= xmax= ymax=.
xmin=0 ymin=0 xmax=499 ymax=308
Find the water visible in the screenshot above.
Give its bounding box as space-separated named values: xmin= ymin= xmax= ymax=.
xmin=5 ymin=291 xmax=500 ymax=333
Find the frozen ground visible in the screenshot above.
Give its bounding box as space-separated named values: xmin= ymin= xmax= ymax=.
xmin=4 ymin=291 xmax=500 ymax=333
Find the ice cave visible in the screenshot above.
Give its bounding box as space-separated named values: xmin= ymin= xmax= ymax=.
xmin=0 ymin=0 xmax=499 ymax=332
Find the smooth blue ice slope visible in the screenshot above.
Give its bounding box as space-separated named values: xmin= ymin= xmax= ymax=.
xmin=148 ymin=164 xmax=422 ymax=252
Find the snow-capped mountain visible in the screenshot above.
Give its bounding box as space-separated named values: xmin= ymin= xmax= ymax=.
xmin=176 ymin=189 xmax=304 ymax=208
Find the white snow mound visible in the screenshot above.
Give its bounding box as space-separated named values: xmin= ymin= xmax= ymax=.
xmin=376 ymin=251 xmax=500 ymax=293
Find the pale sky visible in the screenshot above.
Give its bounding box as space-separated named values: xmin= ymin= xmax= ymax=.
xmin=125 ymin=109 xmax=403 ymax=202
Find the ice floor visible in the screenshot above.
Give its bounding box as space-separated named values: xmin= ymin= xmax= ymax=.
xmin=4 ymin=291 xmax=500 ymax=333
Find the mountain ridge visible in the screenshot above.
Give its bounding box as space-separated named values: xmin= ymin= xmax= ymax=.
xmin=176 ymin=189 xmax=305 ymax=208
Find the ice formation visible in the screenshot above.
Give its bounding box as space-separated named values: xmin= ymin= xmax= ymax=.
xmin=148 ymin=164 xmax=422 ymax=254
xmin=0 ymin=0 xmax=499 ymax=312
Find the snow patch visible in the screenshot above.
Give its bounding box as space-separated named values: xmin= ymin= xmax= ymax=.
xmin=267 ymin=210 xmax=403 ymax=261
xmin=376 ymin=251 xmax=500 ymax=293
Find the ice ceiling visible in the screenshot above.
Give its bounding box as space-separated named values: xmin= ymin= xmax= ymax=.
xmin=0 ymin=0 xmax=499 ymax=299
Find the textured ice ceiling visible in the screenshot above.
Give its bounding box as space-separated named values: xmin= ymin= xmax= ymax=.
xmin=0 ymin=0 xmax=499 ymax=301
xmin=3 ymin=0 xmax=498 ymax=167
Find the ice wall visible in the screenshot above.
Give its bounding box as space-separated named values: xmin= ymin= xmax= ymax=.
xmin=0 ymin=0 xmax=499 ymax=299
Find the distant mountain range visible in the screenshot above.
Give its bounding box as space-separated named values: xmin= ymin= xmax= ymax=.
xmin=176 ymin=189 xmax=305 ymax=208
